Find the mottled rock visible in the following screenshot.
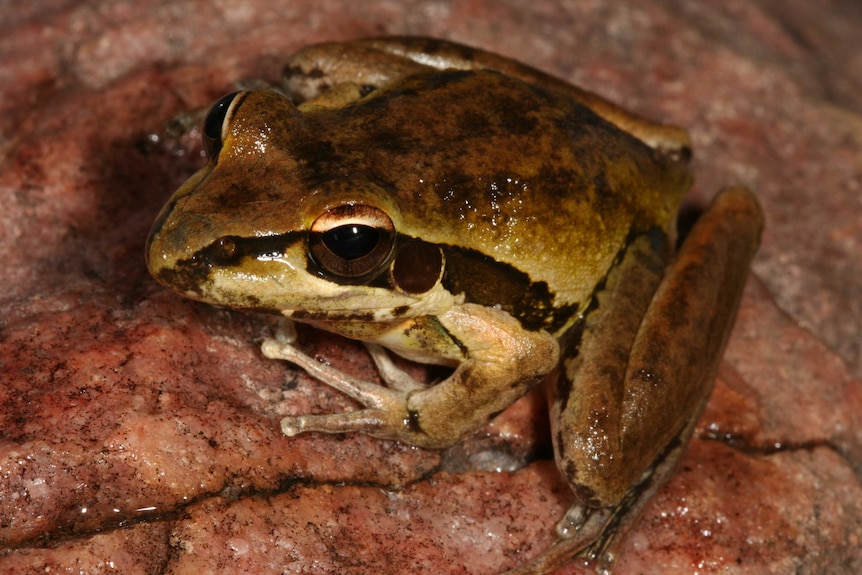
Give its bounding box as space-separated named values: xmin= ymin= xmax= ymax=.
xmin=1 ymin=1 xmax=860 ymax=574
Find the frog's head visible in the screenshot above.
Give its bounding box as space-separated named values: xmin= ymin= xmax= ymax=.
xmin=146 ymin=90 xmax=456 ymax=323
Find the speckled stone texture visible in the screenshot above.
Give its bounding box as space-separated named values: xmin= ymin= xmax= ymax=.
xmin=1 ymin=1 xmax=860 ymax=574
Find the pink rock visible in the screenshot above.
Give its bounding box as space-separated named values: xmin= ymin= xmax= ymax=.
xmin=1 ymin=1 xmax=860 ymax=574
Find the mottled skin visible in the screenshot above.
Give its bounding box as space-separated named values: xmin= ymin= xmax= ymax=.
xmin=146 ymin=37 xmax=763 ymax=574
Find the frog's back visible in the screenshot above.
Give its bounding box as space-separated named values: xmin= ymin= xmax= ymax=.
xmin=296 ymin=70 xmax=692 ymax=330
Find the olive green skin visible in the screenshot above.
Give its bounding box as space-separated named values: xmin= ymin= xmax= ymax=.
xmin=146 ymin=37 xmax=763 ymax=574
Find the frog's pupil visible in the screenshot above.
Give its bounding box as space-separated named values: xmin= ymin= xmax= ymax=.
xmin=323 ymin=225 xmax=380 ymax=260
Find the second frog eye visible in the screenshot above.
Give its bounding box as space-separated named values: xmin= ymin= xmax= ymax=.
xmin=309 ymin=205 xmax=396 ymax=281
xmin=202 ymin=91 xmax=244 ymax=160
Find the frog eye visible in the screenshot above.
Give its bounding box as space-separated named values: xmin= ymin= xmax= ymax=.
xmin=309 ymin=205 xmax=395 ymax=280
xmin=202 ymin=91 xmax=244 ymax=160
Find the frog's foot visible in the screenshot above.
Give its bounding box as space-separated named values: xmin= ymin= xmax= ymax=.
xmin=506 ymin=420 xmax=698 ymax=575
xmin=501 ymin=502 xmax=637 ymax=575
xmin=260 ymin=336 xmax=426 ymax=442
xmin=501 ymin=505 xmax=613 ymax=575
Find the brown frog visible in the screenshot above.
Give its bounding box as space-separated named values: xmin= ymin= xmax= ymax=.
xmin=146 ymin=37 xmax=763 ymax=574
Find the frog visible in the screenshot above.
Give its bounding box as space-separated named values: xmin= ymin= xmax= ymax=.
xmin=145 ymin=37 xmax=764 ymax=574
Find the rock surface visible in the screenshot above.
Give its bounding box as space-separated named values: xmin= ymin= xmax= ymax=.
xmin=1 ymin=1 xmax=860 ymax=574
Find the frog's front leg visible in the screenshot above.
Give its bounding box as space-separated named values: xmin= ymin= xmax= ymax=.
xmin=263 ymin=303 xmax=559 ymax=450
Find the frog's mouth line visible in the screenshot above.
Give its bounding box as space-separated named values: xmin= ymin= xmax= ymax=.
xmin=287 ymin=308 xmax=389 ymax=323
xmin=281 ymin=293 xmax=448 ymax=323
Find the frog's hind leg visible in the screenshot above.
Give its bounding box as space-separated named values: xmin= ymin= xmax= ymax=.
xmin=526 ymin=187 xmax=763 ymax=575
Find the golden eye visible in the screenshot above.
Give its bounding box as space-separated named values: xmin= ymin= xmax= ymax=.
xmin=308 ymin=204 xmax=395 ymax=280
